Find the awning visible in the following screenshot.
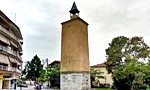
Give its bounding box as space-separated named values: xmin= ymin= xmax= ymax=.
xmin=10 ymin=41 xmax=17 ymax=48
xmin=8 ymin=57 xmax=16 ymax=63
xmin=0 ymin=54 xmax=10 ymax=65
xmin=16 ymin=60 xmax=21 ymax=66
xmin=0 ymin=33 xmax=10 ymax=45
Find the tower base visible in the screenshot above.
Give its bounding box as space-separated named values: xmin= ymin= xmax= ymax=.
xmin=60 ymin=72 xmax=91 ymax=90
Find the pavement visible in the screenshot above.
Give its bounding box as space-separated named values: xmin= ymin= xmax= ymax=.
xmin=16 ymin=85 xmax=34 ymax=90
xmin=16 ymin=85 xmax=96 ymax=90
xmin=16 ymin=85 xmax=60 ymax=90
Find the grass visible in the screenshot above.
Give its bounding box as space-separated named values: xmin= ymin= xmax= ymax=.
xmin=95 ymin=88 xmax=113 ymax=90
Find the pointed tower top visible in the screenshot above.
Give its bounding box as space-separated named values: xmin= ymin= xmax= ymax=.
xmin=69 ymin=2 xmax=80 ymax=15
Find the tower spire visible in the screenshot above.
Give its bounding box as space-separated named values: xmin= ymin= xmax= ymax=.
xmin=69 ymin=2 xmax=80 ymax=15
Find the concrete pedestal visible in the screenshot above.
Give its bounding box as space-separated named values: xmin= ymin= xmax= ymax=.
xmin=61 ymin=72 xmax=91 ymax=90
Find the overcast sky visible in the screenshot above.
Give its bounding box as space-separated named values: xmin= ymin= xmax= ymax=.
xmin=0 ymin=0 xmax=150 ymax=65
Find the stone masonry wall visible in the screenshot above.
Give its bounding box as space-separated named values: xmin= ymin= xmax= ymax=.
xmin=61 ymin=72 xmax=91 ymax=90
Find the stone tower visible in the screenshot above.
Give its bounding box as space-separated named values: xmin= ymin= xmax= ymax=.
xmin=60 ymin=2 xmax=91 ymax=90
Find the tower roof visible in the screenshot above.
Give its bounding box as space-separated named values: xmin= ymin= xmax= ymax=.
xmin=69 ymin=2 xmax=80 ymax=15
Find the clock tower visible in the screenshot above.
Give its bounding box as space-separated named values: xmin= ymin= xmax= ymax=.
xmin=60 ymin=2 xmax=91 ymax=90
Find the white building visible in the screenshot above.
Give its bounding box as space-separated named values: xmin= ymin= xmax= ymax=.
xmin=0 ymin=10 xmax=23 ymax=89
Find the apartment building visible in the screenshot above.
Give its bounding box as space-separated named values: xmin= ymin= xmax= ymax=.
xmin=0 ymin=10 xmax=23 ymax=89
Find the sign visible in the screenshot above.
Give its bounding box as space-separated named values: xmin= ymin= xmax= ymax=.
xmin=0 ymin=75 xmax=3 ymax=79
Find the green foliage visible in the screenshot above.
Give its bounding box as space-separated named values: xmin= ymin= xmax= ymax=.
xmin=23 ymin=55 xmax=43 ymax=81
xmin=39 ymin=64 xmax=60 ymax=88
xmin=38 ymin=69 xmax=47 ymax=82
xmin=105 ymin=36 xmax=150 ymax=90
xmin=113 ymin=60 xmax=150 ymax=90
xmin=106 ymin=36 xmax=150 ymax=73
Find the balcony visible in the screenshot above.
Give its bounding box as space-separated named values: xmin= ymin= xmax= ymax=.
xmin=15 ymin=68 xmax=21 ymax=73
xmin=4 ymin=48 xmax=17 ymax=57
xmin=16 ymin=53 xmax=22 ymax=60
xmin=0 ymin=25 xmax=18 ymax=42
xmin=0 ymin=46 xmax=22 ymax=60
xmin=9 ymin=67 xmax=21 ymax=73
xmin=0 ymin=44 xmax=7 ymax=51
xmin=0 ymin=65 xmax=21 ymax=73
xmin=0 ymin=65 xmax=8 ymax=71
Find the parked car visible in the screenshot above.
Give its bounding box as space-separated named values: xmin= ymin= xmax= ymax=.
xmin=17 ymin=83 xmax=28 ymax=87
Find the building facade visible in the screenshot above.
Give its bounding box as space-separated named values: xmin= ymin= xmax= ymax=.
xmin=91 ymin=63 xmax=113 ymax=87
xmin=0 ymin=10 xmax=23 ymax=89
xmin=60 ymin=2 xmax=90 ymax=90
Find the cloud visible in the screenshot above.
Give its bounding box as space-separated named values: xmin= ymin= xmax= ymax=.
xmin=1 ymin=0 xmax=150 ymax=65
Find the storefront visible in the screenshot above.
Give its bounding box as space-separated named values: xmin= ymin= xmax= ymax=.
xmin=2 ymin=79 xmax=9 ymax=89
xmin=0 ymin=73 xmax=17 ymax=89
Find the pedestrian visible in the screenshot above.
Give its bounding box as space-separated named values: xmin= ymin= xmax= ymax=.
xmin=35 ymin=83 xmax=38 ymax=89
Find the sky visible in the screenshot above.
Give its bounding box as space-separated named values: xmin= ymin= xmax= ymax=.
xmin=0 ymin=0 xmax=150 ymax=66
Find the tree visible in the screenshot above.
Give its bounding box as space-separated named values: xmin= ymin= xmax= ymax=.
xmin=38 ymin=69 xmax=47 ymax=82
xmin=23 ymin=55 xmax=43 ymax=81
xmin=106 ymin=36 xmax=150 ymax=73
xmin=113 ymin=60 xmax=150 ymax=90
xmin=48 ymin=64 xmax=60 ymax=88
xmin=22 ymin=61 xmax=33 ymax=80
xmin=105 ymin=36 xmax=150 ymax=90
xmin=39 ymin=64 xmax=60 ymax=88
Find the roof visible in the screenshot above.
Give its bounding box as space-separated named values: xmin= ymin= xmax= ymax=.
xmin=91 ymin=63 xmax=106 ymax=68
xmin=48 ymin=60 xmax=60 ymax=67
xmin=61 ymin=16 xmax=88 ymax=25
xmin=69 ymin=2 xmax=80 ymax=15
xmin=0 ymin=10 xmax=23 ymax=39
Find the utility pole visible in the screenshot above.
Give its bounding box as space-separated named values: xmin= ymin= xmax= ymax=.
xmin=46 ymin=58 xmax=48 ymax=68
xmin=45 ymin=58 xmax=50 ymax=88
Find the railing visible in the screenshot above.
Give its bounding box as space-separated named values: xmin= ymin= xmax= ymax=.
xmin=8 ymin=67 xmax=21 ymax=73
xmin=5 ymin=48 xmax=17 ymax=56
xmin=16 ymin=68 xmax=21 ymax=73
xmin=10 ymin=67 xmax=16 ymax=71
xmin=0 ymin=25 xmax=18 ymax=42
xmin=0 ymin=25 xmax=22 ymax=50
xmin=0 ymin=44 xmax=7 ymax=51
xmin=16 ymin=53 xmax=22 ymax=60
xmin=0 ymin=65 xmax=8 ymax=71
xmin=0 ymin=44 xmax=22 ymax=61
xmin=0 ymin=65 xmax=21 ymax=73
xmin=0 ymin=25 xmax=10 ymax=36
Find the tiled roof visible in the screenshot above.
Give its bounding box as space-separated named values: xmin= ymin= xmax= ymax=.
xmin=91 ymin=63 xmax=106 ymax=68
xmin=48 ymin=60 xmax=60 ymax=67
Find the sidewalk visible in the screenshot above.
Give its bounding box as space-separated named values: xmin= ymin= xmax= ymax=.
xmin=16 ymin=86 xmax=96 ymax=90
xmin=16 ymin=85 xmax=34 ymax=90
